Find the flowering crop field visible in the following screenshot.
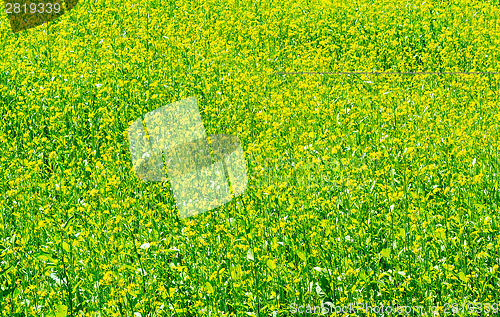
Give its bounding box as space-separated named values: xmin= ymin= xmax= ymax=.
xmin=1 ymin=0 xmax=500 ymax=316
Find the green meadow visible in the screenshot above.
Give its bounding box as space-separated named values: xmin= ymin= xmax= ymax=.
xmin=0 ymin=0 xmax=499 ymax=315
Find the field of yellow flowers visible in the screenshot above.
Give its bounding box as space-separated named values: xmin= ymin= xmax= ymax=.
xmin=1 ymin=0 xmax=500 ymax=316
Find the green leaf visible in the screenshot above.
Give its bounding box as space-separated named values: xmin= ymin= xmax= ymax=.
xmin=121 ymin=265 xmax=137 ymax=272
xmin=0 ymin=263 xmax=15 ymax=276
xmin=205 ymin=281 xmax=214 ymax=294
xmin=458 ymin=271 xmax=467 ymax=282
xmin=34 ymin=252 xmax=58 ymax=264
xmin=297 ymin=251 xmax=307 ymax=262
xmin=230 ymin=269 xmax=238 ymax=280
xmin=12 ymin=288 xmax=21 ymax=298
xmin=62 ymin=242 xmax=71 ymax=253
xmin=62 ymin=215 xmax=75 ymax=229
xmin=72 ymin=280 xmax=83 ymax=294
xmin=54 ymin=304 xmax=68 ymax=317
xmin=230 ymin=265 xmax=241 ymax=280
xmin=266 ymin=259 xmax=276 ymax=270
xmin=380 ymin=248 xmax=391 ymax=259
